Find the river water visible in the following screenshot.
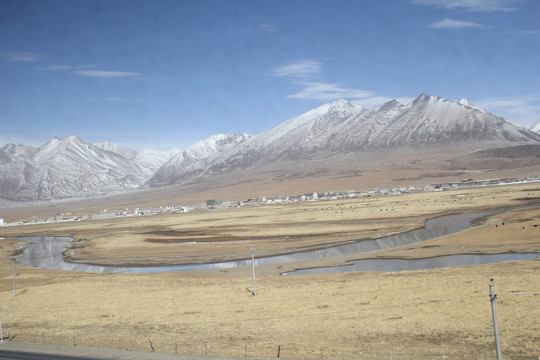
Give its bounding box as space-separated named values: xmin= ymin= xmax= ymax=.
xmin=12 ymin=207 xmax=539 ymax=274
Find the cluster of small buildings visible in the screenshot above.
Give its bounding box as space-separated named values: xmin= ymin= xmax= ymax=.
xmin=424 ymin=177 xmax=524 ymax=191
xmin=2 ymin=176 xmax=539 ymax=227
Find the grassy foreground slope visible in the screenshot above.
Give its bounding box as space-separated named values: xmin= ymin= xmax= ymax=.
xmin=0 ymin=183 xmax=539 ymax=359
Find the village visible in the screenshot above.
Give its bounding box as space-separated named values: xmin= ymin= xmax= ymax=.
xmin=1 ymin=176 xmax=537 ymax=228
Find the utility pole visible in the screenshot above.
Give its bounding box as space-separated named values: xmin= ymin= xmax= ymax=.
xmin=251 ymin=247 xmax=256 ymax=296
xmin=0 ymin=311 xmax=4 ymax=343
xmin=489 ymin=279 xmax=502 ymax=360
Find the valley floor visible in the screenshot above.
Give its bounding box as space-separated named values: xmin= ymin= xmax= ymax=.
xmin=0 ymin=183 xmax=539 ymax=359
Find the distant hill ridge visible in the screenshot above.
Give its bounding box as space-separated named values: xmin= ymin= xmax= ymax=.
xmin=1 ymin=94 xmax=539 ymax=202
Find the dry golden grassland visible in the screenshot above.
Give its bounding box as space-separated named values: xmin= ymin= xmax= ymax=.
xmin=1 ymin=183 xmax=540 ymax=359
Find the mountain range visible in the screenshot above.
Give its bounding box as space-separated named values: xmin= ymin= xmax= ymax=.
xmin=1 ymin=94 xmax=540 ymax=204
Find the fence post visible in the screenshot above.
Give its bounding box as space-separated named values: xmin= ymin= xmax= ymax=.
xmin=0 ymin=311 xmax=4 ymax=343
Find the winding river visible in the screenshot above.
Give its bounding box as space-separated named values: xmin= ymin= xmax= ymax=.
xmin=11 ymin=206 xmax=539 ymax=274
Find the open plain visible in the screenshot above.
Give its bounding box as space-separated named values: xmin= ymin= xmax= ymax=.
xmin=1 ymin=183 xmax=540 ymax=359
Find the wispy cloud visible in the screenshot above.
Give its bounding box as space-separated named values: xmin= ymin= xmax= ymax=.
xmin=245 ymin=24 xmax=279 ymax=34
xmin=474 ymin=94 xmax=540 ymax=127
xmin=504 ymin=29 xmax=540 ymax=35
xmin=272 ymin=60 xmax=324 ymax=78
xmin=428 ymin=18 xmax=484 ymax=29
xmin=38 ymin=65 xmax=73 ymax=71
xmin=234 ymin=24 xmax=279 ymax=36
xmin=105 ymin=97 xmax=143 ymax=103
xmin=412 ymin=0 xmax=517 ymax=12
xmin=288 ymin=82 xmax=374 ymax=101
xmin=1 ymin=52 xmax=42 ymax=62
xmin=73 ymin=70 xmax=140 ymax=78
xmin=256 ymin=24 xmax=279 ymax=33
xmin=271 ymin=60 xmax=401 ymax=105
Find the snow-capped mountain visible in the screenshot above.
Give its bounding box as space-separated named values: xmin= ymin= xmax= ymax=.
xmin=365 ymin=94 xmax=537 ymax=147
xmin=150 ymin=94 xmax=540 ymax=186
xmin=529 ymin=119 xmax=540 ymax=134
xmin=2 ymin=93 xmax=539 ymax=203
xmin=94 ymin=142 xmax=139 ymax=161
xmin=148 ymin=133 xmax=251 ymax=186
xmin=138 ymin=147 xmax=181 ymax=170
xmin=94 ymin=142 xmax=180 ymax=175
xmin=0 ymin=136 xmax=150 ymax=201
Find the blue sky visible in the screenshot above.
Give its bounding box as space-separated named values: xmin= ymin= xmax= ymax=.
xmin=1 ymin=0 xmax=539 ymax=151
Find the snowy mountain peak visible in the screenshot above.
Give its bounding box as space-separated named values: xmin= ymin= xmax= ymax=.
xmin=457 ymin=98 xmax=487 ymax=113
xmin=411 ymin=93 xmax=446 ymax=106
xmin=0 ymin=135 xmax=153 ymax=201
xmin=376 ymin=99 xmax=404 ymax=116
xmin=147 ymin=133 xmax=251 ymax=186
xmin=458 ymin=98 xmax=473 ymax=107
xmin=94 ymin=141 xmax=139 ymax=160
xmin=317 ymin=99 xmax=363 ymax=114
xmin=186 ymin=133 xmax=251 ymax=159
xmin=529 ymin=119 xmax=540 ymax=133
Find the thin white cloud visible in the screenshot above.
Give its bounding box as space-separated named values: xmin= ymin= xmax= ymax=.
xmin=505 ymin=29 xmax=540 ymax=35
xmin=38 ymin=65 xmax=73 ymax=71
xmin=233 ymin=24 xmax=279 ymax=36
xmin=272 ymin=60 xmax=323 ymax=78
xmin=429 ymin=18 xmax=484 ymax=29
xmin=256 ymin=24 xmax=279 ymax=33
xmin=272 ymin=60 xmax=405 ymax=104
xmin=474 ymin=95 xmax=540 ymax=127
xmin=289 ymin=81 xmax=374 ymax=101
xmin=1 ymin=52 xmax=42 ymax=62
xmin=412 ymin=0 xmax=517 ymax=12
xmin=74 ymin=70 xmax=140 ymax=78
xmin=105 ymin=97 xmax=143 ymax=103
xmin=245 ymin=24 xmax=279 ymax=34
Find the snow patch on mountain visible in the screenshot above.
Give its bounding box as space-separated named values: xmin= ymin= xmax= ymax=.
xmin=0 ymin=136 xmax=150 ymax=201
xmin=148 ymin=133 xmax=251 ymax=186
xmin=2 ymin=94 xmax=540 ymax=201
xmin=150 ymin=94 xmax=540 ymax=186
xmin=529 ymin=119 xmax=540 ymax=133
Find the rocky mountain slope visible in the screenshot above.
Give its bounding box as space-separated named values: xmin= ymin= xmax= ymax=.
xmin=1 ymin=94 xmax=539 ymax=203
xmin=147 ymin=133 xmax=251 ymax=187
xmin=152 ymin=94 xmax=540 ymax=186
xmin=529 ymin=119 xmax=540 ymax=134
xmin=0 ymin=136 xmax=151 ymax=201
xmin=94 ymin=142 xmax=180 ymax=175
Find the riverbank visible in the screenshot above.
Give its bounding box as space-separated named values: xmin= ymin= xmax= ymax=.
xmin=2 ymin=183 xmax=540 ymax=271
xmin=1 ymin=183 xmax=540 ymax=358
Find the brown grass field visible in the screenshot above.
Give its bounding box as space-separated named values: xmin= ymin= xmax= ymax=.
xmin=1 ymin=182 xmax=540 ymax=359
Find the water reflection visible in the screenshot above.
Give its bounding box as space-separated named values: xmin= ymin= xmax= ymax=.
xmin=286 ymin=253 xmax=539 ymax=275
xmin=12 ymin=207 xmax=539 ymax=274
